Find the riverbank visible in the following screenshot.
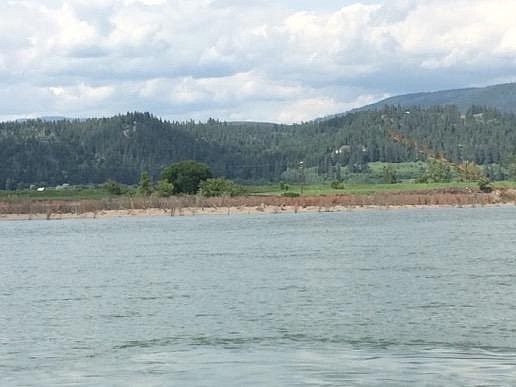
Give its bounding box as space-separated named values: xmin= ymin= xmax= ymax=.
xmin=1 ymin=188 xmax=516 ymax=220
xmin=2 ymin=202 xmax=516 ymax=221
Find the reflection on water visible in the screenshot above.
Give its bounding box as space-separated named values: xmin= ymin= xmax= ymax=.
xmin=1 ymin=207 xmax=516 ymax=385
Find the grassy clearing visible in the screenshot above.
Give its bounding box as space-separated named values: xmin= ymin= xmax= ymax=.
xmin=366 ymin=161 xmax=425 ymax=180
xmin=2 ymin=181 xmax=516 ymax=201
xmin=489 ymin=181 xmax=516 ymax=189
xmin=0 ymin=188 xmax=110 ymax=200
xmin=246 ymin=181 xmax=504 ymax=196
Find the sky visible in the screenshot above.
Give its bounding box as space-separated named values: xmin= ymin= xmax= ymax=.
xmin=1 ymin=0 xmax=516 ymax=123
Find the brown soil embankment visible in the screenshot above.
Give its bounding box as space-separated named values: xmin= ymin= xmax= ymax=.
xmin=1 ymin=188 xmax=515 ymax=220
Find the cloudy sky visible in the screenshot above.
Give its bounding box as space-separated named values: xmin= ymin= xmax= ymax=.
xmin=2 ymin=0 xmax=516 ymax=123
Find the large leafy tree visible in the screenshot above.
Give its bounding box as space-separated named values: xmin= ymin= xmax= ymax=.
xmin=160 ymin=160 xmax=212 ymax=194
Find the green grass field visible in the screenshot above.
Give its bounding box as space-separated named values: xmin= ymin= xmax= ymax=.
xmin=2 ymin=181 xmax=516 ymax=201
xmin=239 ymin=181 xmax=516 ymax=196
xmin=0 ymin=188 xmax=110 ymax=200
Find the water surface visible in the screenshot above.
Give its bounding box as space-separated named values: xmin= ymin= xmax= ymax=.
xmin=1 ymin=207 xmax=516 ymax=386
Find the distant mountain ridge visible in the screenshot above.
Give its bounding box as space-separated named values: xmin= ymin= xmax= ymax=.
xmin=8 ymin=83 xmax=516 ymax=126
xmin=3 ymin=82 xmax=516 ymax=187
xmin=354 ymin=82 xmax=516 ymax=114
xmin=3 ymin=105 xmax=516 ymax=188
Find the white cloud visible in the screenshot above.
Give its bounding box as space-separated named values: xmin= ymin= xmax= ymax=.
xmin=276 ymin=97 xmax=353 ymax=123
xmin=49 ymin=83 xmax=114 ymax=103
xmin=1 ymin=0 xmax=516 ymax=122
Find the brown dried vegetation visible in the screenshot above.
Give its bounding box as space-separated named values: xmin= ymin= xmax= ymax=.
xmin=0 ymin=187 xmax=513 ymax=218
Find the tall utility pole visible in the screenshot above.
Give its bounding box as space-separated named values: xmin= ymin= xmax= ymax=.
xmin=299 ymin=160 xmax=305 ymax=195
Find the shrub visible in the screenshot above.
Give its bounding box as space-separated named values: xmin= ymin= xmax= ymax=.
xmin=508 ymin=155 xmax=516 ymax=181
xmin=457 ymin=161 xmax=483 ymax=182
xmin=330 ymin=181 xmax=345 ymax=189
xmin=478 ymin=177 xmax=493 ymax=193
xmin=281 ymin=192 xmax=300 ymax=198
xmin=138 ymin=171 xmax=153 ymax=196
xmin=383 ymin=165 xmax=398 ymax=184
xmin=104 ymin=180 xmax=124 ymax=195
xmin=155 ymin=179 xmax=174 ymax=197
xmin=198 ymin=178 xmax=246 ymax=197
xmin=418 ymin=157 xmax=452 ymax=183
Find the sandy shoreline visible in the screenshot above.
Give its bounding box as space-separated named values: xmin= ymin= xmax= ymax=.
xmin=1 ymin=202 xmax=515 ymax=221
xmin=2 ymin=189 xmax=516 ymax=221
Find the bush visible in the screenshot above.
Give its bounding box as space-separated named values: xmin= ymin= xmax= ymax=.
xmin=457 ymin=161 xmax=483 ymax=182
xmin=508 ymin=155 xmax=516 ymax=181
xmin=104 ymin=180 xmax=125 ymax=195
xmin=383 ymin=165 xmax=398 ymax=184
xmin=138 ymin=171 xmax=153 ymax=196
xmin=478 ymin=177 xmax=493 ymax=193
xmin=281 ymin=192 xmax=300 ymax=198
xmin=155 ymin=179 xmax=174 ymax=197
xmin=198 ymin=178 xmax=246 ymax=197
xmin=330 ymin=181 xmax=345 ymax=189
xmin=418 ymin=157 xmax=452 ymax=183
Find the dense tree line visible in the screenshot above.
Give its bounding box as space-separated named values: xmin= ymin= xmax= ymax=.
xmin=2 ymin=106 xmax=516 ymax=188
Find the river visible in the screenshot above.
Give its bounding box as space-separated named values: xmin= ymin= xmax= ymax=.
xmin=1 ymin=207 xmax=516 ymax=386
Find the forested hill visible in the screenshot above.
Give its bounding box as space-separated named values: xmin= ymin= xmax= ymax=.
xmin=354 ymin=83 xmax=516 ymax=114
xmin=2 ymin=106 xmax=516 ymax=188
xmin=0 ymin=113 xmax=288 ymax=187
